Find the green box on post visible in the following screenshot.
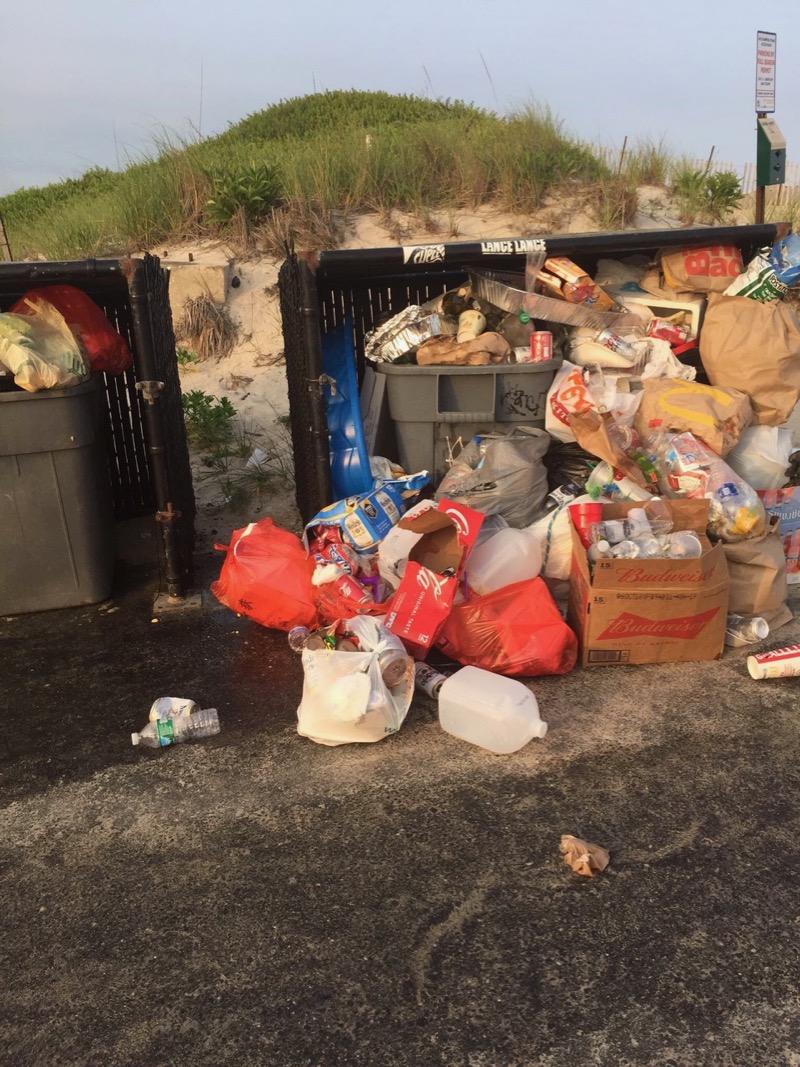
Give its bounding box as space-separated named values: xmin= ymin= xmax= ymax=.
xmin=757 ymin=117 xmax=786 ymax=187
xmin=375 ymin=358 xmax=561 ymax=484
xmin=0 ymin=376 xmax=115 ymax=613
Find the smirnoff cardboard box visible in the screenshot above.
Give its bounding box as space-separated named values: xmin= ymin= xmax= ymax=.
xmin=568 ymin=499 xmax=729 ymax=667
xmin=385 ymin=498 xmax=485 ymax=654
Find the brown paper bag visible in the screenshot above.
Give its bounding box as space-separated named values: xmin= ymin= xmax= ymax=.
xmin=567 ymin=410 xmax=649 ymax=489
xmin=722 ymin=517 xmax=793 ymax=629
xmin=700 ymin=293 xmax=800 ymax=426
xmin=635 ymin=376 xmax=753 ymax=456
xmin=560 ymin=835 xmax=610 ymax=877
xmin=639 ymin=265 xmax=688 ymax=301
xmin=661 ymin=245 xmax=744 ymax=294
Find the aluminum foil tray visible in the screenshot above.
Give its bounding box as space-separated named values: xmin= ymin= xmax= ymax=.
xmin=364 ymin=306 xmax=457 ymax=363
xmin=470 ymin=269 xmax=642 ymax=331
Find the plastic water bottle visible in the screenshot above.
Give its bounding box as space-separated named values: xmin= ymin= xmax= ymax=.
xmin=611 ymin=539 xmax=641 ymax=559
xmin=465 ymin=527 xmax=543 ymax=595
xmin=132 ymin=707 xmax=220 ymax=748
xmin=438 ymin=666 xmax=547 ymax=754
xmin=587 ymin=539 xmax=613 ymax=562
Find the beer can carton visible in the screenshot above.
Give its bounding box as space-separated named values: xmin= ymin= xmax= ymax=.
xmin=530 ymin=331 xmax=553 ymax=363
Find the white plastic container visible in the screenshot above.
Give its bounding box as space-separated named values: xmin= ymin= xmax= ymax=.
xmin=465 ymin=527 xmax=543 ymax=596
xmin=438 ymin=666 xmax=547 ymax=754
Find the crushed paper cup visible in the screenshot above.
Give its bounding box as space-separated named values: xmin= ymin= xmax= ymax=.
xmin=560 ymin=834 xmax=610 ymax=877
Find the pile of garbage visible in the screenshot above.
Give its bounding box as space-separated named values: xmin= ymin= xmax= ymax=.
xmin=211 ymin=236 xmax=800 ymax=753
xmin=0 ymin=285 xmax=133 ymax=390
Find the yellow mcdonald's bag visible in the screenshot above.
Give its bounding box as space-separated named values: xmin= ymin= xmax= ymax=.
xmin=635 ymin=377 xmax=753 ymax=456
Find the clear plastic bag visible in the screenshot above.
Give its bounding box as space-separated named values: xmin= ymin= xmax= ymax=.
xmin=725 ymin=426 xmax=793 ymax=491
xmin=0 ymin=306 xmax=89 ymax=391
xmin=657 ymin=432 xmax=766 ymax=542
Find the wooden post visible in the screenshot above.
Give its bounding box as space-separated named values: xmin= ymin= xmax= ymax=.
xmin=0 ymin=213 xmax=12 ymax=262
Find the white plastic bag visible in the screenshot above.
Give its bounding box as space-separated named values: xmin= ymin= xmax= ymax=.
xmin=528 ymin=494 xmax=597 ymax=581
xmin=296 ymin=616 xmax=413 ymax=746
xmin=639 ymin=337 xmax=697 ymax=381
xmin=725 ymin=426 xmax=793 ymax=491
xmin=0 ymin=306 xmax=89 ymax=391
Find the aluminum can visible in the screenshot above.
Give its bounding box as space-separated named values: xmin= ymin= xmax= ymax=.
xmin=595 ymin=328 xmax=636 ymax=359
xmin=379 ymin=649 xmax=413 ymax=688
xmin=646 ymin=318 xmax=691 ymax=345
xmin=414 ymin=661 xmax=448 ymax=699
xmin=530 ymin=331 xmax=554 ymax=363
xmin=334 ymin=574 xmax=374 ymax=604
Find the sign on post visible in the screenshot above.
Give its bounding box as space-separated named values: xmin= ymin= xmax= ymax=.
xmin=756 ymin=30 xmax=776 ymax=113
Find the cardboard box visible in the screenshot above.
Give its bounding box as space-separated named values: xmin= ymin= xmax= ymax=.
xmin=568 ymin=499 xmax=729 ymax=667
xmin=385 ymin=499 xmax=485 ymax=652
xmin=757 ymin=487 xmax=800 ymax=583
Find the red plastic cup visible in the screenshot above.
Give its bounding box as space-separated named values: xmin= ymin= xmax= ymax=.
xmin=569 ymin=502 xmax=603 ymax=550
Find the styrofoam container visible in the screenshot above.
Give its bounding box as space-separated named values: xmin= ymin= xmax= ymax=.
xmin=438 ymin=666 xmax=547 ymax=754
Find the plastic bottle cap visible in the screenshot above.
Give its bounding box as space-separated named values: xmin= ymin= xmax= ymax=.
xmin=519 ymin=312 xmax=531 ymax=324
xmin=131 ymin=733 xmax=140 ymax=746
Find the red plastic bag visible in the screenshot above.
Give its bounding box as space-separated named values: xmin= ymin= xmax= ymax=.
xmin=11 ymin=285 xmax=133 ymax=374
xmin=211 ymin=518 xmax=320 ymax=632
xmin=314 ymin=579 xmax=392 ymax=626
xmin=436 ymin=577 xmax=577 ymax=677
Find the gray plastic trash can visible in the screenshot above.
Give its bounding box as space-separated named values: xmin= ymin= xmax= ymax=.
xmin=0 ymin=376 xmax=115 ymax=613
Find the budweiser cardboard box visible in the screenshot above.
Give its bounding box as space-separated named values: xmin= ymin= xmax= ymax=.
xmin=385 ymin=499 xmax=485 ymax=653
xmin=568 ymin=499 xmax=729 ymax=667
xmin=757 ymin=487 xmax=800 ymax=584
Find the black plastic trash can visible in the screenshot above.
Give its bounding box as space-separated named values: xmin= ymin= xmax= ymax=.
xmin=0 ymin=376 xmax=115 ymax=613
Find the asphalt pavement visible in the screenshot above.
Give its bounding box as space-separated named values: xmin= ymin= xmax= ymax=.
xmin=2 ymin=549 xmax=800 ymax=1066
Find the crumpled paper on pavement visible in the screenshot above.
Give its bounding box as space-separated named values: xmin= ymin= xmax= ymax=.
xmin=560 ymin=834 xmax=610 ymax=877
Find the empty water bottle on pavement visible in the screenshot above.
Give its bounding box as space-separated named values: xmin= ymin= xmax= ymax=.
xmin=725 ymin=614 xmax=769 ymax=648
xmin=132 ymin=707 xmax=220 ymax=748
xmin=438 ymin=666 xmax=547 ymax=754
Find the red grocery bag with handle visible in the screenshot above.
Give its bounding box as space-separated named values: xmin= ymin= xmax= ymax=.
xmin=11 ymin=285 xmax=133 ymax=374
xmin=435 ymin=577 xmax=577 ymax=677
xmin=211 ymin=518 xmax=320 ymax=631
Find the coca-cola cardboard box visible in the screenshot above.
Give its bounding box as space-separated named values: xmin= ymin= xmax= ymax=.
xmin=385 ymin=499 xmax=485 ymax=654
xmin=568 ymin=499 xmax=729 ymax=667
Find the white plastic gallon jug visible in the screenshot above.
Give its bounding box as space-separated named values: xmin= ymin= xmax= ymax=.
xmin=464 ymin=527 xmax=543 ymax=596
xmin=438 ymin=666 xmax=547 ymax=754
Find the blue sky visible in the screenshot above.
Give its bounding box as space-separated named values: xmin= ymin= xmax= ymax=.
xmin=1 ymin=0 xmax=796 ymax=196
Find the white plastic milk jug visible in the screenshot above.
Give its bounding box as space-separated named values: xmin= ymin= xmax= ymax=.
xmin=465 ymin=527 xmax=543 ymax=596
xmin=438 ymin=666 xmax=547 ymax=754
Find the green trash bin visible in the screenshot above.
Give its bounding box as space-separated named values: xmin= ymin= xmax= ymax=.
xmin=0 ymin=376 xmax=115 ymax=613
